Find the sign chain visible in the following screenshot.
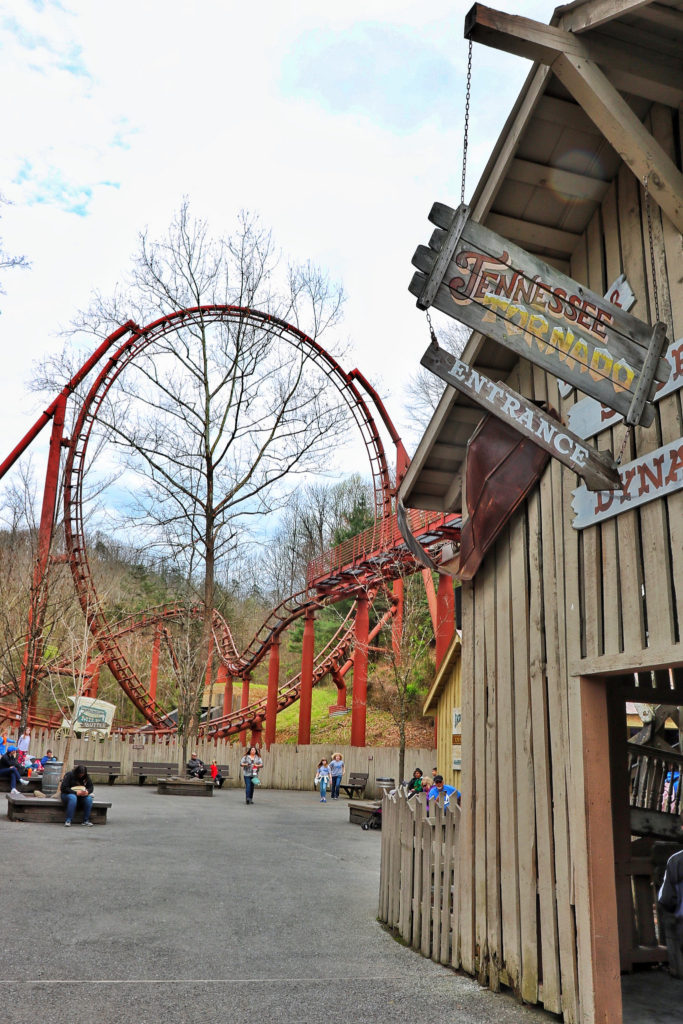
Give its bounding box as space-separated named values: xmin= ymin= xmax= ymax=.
xmin=426 ymin=310 xmax=438 ymax=346
xmin=642 ymin=174 xmax=660 ymax=322
xmin=461 ymin=39 xmax=473 ymax=206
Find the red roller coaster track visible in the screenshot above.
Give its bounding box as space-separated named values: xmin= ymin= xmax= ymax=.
xmin=0 ymin=307 xmax=460 ymax=739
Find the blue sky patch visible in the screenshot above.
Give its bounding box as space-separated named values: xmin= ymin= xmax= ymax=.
xmin=281 ymin=23 xmax=460 ymax=133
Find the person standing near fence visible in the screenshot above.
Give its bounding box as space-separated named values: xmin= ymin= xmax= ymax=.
xmin=329 ymin=752 xmax=344 ymax=799
xmin=315 ymin=758 xmax=332 ymax=802
xmin=240 ymin=746 xmax=263 ymax=805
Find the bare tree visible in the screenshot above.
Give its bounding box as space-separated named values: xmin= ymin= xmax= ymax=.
xmin=0 ymin=194 xmax=30 ymax=294
xmin=53 ymin=201 xmax=348 ymax=760
xmin=403 ymin=321 xmax=469 ymax=436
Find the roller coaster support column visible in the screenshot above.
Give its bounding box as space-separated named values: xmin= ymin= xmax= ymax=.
xmin=435 ymin=574 xmax=455 ymax=668
xmin=350 ymin=593 xmax=369 ymax=747
xmin=83 ymin=661 xmax=100 ymax=698
xmin=265 ymin=637 xmax=280 ymax=750
xmin=19 ymin=393 xmax=67 ymax=712
xmin=239 ymin=676 xmax=250 ymax=747
xmin=218 ymin=664 xmax=233 ymax=717
xmin=435 ymin=574 xmax=455 ymax=747
xmin=149 ymin=624 xmax=162 ymax=702
xmin=298 ymin=609 xmax=315 ymax=745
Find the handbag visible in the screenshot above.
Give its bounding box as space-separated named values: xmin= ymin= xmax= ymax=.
xmin=252 ymin=775 xmax=261 ymax=786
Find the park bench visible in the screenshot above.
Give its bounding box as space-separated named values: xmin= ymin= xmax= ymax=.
xmin=348 ymin=799 xmax=382 ymax=828
xmin=339 ymin=772 xmax=368 ymax=800
xmin=0 ymin=774 xmax=43 ymax=793
xmin=72 ymin=759 xmax=121 ymax=785
xmin=133 ymin=761 xmax=178 ymax=785
xmin=6 ymin=793 xmax=111 ymax=824
xmin=186 ymin=763 xmax=231 ymax=784
xmin=157 ymin=777 xmax=214 ymax=797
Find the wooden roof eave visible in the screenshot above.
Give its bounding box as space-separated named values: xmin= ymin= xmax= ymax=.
xmin=423 ymin=631 xmax=462 ymax=715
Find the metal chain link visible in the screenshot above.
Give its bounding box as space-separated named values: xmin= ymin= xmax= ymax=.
xmin=460 ymin=39 xmax=472 ymax=206
xmin=642 ymin=174 xmax=660 ymax=322
xmin=615 ymin=425 xmax=632 ymax=466
xmin=426 ymin=310 xmax=438 ymax=345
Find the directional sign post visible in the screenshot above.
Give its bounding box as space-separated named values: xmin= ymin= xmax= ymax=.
xmin=421 ymin=340 xmax=621 ymax=491
xmin=410 ymin=202 xmax=670 ymax=427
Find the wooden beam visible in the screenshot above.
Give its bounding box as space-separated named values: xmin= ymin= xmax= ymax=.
xmin=636 ymin=2 xmax=683 ymax=33
xmin=551 ymin=52 xmax=683 ymax=234
xmin=558 ymin=0 xmax=651 ymax=34
xmin=465 ymin=5 xmax=683 ymax=106
xmin=507 ymin=157 xmax=609 ymax=203
xmin=485 ymin=212 xmax=582 ymax=255
xmin=572 ymin=647 xmax=683 ymax=677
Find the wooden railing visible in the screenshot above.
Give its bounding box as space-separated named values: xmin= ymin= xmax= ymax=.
xmin=378 ymin=789 xmax=461 ymax=965
xmin=628 ymin=742 xmax=683 ymax=817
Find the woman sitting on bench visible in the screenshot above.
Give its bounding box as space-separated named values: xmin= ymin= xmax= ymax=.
xmin=60 ymin=764 xmax=94 ymax=827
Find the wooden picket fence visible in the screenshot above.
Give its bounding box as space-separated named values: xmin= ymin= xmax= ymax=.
xmin=378 ymin=788 xmax=461 ymax=964
xmin=14 ymin=729 xmax=434 ymax=797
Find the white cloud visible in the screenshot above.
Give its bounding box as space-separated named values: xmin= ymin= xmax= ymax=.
xmin=0 ymin=0 xmax=557 ymax=504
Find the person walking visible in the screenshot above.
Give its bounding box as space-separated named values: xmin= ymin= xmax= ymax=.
xmin=315 ymin=758 xmax=332 ymax=802
xmin=17 ymin=729 xmax=31 ymax=766
xmin=240 ymin=746 xmax=263 ymax=805
xmin=329 ymin=752 xmax=344 ymax=799
xmin=60 ymin=764 xmax=94 ymax=827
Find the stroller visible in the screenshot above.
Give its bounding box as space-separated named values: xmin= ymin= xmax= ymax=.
xmin=361 ymin=805 xmax=382 ymax=830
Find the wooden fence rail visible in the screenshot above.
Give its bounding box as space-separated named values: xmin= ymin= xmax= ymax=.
xmin=379 ymin=789 xmax=461 ymax=965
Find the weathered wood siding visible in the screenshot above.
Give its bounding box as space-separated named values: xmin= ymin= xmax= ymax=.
xmin=456 ymin=102 xmax=683 ymax=1023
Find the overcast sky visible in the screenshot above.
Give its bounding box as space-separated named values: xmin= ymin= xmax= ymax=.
xmin=0 ymin=0 xmax=556 ymax=492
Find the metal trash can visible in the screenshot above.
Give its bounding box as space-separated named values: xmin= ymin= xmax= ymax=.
xmin=42 ymin=761 xmax=63 ymax=797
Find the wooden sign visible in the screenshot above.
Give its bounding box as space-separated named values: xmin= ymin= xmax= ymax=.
xmin=409 ymin=202 xmax=671 ymax=427
xmin=557 ymin=273 xmax=636 ymax=398
xmin=568 ymin=337 xmax=683 ymax=440
xmin=421 ymin=340 xmax=621 ymax=491
xmin=572 ymin=438 xmax=683 ymax=529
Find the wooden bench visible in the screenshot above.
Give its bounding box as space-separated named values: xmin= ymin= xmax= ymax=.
xmin=187 ymin=764 xmax=230 ymax=786
xmin=73 ymin=760 xmax=121 ymax=785
xmin=0 ymin=774 xmax=43 ymax=793
xmin=157 ymin=777 xmax=214 ymax=797
xmin=348 ymin=799 xmax=381 ymax=828
xmin=339 ymin=772 xmax=369 ymax=800
xmin=133 ymin=761 xmax=178 ymax=785
xmin=6 ymin=793 xmax=111 ymax=825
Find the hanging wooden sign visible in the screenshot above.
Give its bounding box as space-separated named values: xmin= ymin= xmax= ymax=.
xmin=421 ymin=340 xmax=621 ymax=491
xmin=571 ymin=438 xmax=683 ymax=529
xmin=409 ymin=202 xmax=671 ymax=427
xmin=567 ymin=337 xmax=683 ymax=440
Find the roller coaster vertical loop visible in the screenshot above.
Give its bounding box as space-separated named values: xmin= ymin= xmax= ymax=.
xmin=61 ymin=306 xmax=400 ymax=727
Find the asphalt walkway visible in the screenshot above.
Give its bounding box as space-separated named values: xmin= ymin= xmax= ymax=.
xmin=1 ymin=787 xmax=555 ymax=1024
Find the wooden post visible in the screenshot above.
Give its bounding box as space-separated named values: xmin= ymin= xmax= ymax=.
xmin=580 ymin=675 xmax=623 ymax=1023
xmin=149 ymin=624 xmax=162 ymax=703
xmin=298 ymin=609 xmax=315 ymax=745
xmin=265 ymin=637 xmax=280 ymax=751
xmin=436 ymin=573 xmax=455 ymax=668
xmin=351 ymin=594 xmax=369 ymax=747
xmin=239 ymin=676 xmax=250 ymax=747
xmin=607 ymin=687 xmax=635 ymax=972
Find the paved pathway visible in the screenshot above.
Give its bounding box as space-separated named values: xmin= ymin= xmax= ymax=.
xmin=2 ymin=787 xmax=552 ymax=1023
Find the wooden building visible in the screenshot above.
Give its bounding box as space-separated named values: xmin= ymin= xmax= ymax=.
xmin=398 ymin=2 xmax=683 ymax=1021
xmin=423 ymin=631 xmax=462 ymax=792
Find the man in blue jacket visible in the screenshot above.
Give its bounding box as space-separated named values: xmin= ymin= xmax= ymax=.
xmin=426 ymin=774 xmax=461 ymax=809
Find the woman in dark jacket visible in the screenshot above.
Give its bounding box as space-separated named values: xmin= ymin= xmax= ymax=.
xmin=60 ymin=764 xmax=94 ymax=827
xmin=0 ymin=746 xmax=29 ymax=793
